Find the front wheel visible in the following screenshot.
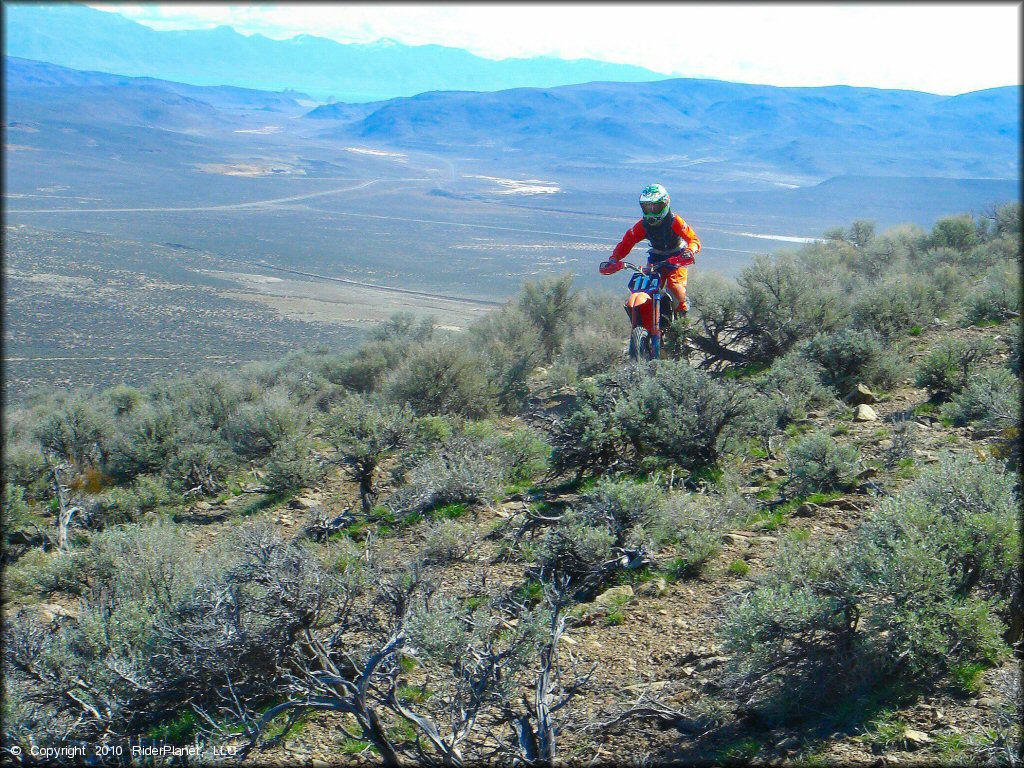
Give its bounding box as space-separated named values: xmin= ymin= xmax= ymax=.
xmin=628 ymin=326 xmax=652 ymax=362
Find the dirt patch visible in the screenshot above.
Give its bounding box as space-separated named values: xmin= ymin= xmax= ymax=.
xmin=195 ymin=162 xmax=305 ymax=177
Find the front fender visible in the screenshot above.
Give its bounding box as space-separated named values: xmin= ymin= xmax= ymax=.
xmin=625 ymin=292 xmax=652 ymax=309
xmin=624 ymin=291 xmax=657 ymax=334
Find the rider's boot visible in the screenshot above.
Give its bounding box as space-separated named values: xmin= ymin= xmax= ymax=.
xmin=659 ymin=295 xmax=674 ymax=332
xmin=676 ymin=301 xmax=689 ymax=332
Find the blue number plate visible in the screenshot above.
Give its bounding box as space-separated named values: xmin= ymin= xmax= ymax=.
xmin=628 ymin=273 xmax=660 ymax=293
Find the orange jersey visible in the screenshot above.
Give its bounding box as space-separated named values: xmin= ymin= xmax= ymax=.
xmin=611 ymin=214 xmax=701 ymax=262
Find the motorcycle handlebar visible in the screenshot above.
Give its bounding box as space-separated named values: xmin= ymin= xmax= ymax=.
xmin=613 ymin=257 xmax=691 ymax=274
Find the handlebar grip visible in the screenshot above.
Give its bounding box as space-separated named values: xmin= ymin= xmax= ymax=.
xmin=666 ymin=252 xmax=696 ymax=267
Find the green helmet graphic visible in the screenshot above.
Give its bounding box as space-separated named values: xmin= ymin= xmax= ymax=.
xmin=639 ymin=183 xmax=670 ymax=223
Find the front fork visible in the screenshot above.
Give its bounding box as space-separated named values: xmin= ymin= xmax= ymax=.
xmin=625 ymin=296 xmax=663 ymax=359
xmin=651 ymin=298 xmax=661 ymax=359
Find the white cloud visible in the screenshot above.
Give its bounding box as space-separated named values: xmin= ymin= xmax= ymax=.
xmin=87 ymin=2 xmax=1020 ymax=94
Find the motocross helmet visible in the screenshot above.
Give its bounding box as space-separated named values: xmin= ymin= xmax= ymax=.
xmin=639 ymin=184 xmax=670 ymax=224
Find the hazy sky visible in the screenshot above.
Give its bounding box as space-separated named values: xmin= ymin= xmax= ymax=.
xmin=88 ymin=3 xmax=1021 ymax=95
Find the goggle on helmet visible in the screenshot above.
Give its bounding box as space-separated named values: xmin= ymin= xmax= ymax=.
xmin=639 ymin=184 xmax=670 ymax=223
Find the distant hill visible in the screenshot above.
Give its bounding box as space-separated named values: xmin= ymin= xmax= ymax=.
xmin=4 ymin=57 xmax=313 ymax=135
xmin=4 ymin=56 xmax=311 ymax=113
xmin=3 ymin=2 xmax=671 ymax=101
xmin=308 ymin=78 xmax=1021 ymax=179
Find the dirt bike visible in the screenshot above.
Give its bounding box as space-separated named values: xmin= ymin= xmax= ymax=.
xmin=602 ymin=250 xmax=692 ymax=362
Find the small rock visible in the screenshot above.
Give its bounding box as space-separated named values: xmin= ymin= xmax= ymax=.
xmin=639 ymin=578 xmax=669 ymax=597
xmin=37 ymin=603 xmax=76 ymax=623
xmin=854 ymin=404 xmax=878 ymax=422
xmin=903 ymin=729 xmax=932 ymax=749
xmin=975 ymin=697 xmax=1000 ymax=709
xmin=793 ymin=502 xmax=819 ymax=517
xmin=594 ymin=585 xmax=633 ymax=607
xmin=193 ymin=500 xmax=213 ymax=512
xmin=819 ymin=497 xmax=862 ymax=512
xmin=845 ymin=383 xmax=877 ymax=405
xmin=695 ymin=655 xmax=730 ymax=671
xmin=290 ymin=496 xmax=319 ymax=510
xmin=722 ymin=533 xmax=752 ymax=546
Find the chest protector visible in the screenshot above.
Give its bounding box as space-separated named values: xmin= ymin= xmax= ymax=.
xmin=642 ymin=210 xmax=683 ymax=255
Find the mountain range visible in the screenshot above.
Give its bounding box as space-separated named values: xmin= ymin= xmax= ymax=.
xmin=3 ymin=2 xmax=671 ymax=102
xmin=7 ymin=54 xmax=1019 ymax=185
xmin=309 ymin=78 xmax=1020 ymax=179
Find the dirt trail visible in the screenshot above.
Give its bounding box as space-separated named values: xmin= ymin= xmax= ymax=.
xmin=4 ymin=180 xmax=379 ymax=213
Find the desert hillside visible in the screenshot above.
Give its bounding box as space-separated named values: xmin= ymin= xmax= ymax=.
xmin=2 ymin=206 xmax=1021 ymax=766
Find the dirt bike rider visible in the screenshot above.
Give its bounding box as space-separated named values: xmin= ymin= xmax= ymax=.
xmin=599 ymin=184 xmax=701 ymax=329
